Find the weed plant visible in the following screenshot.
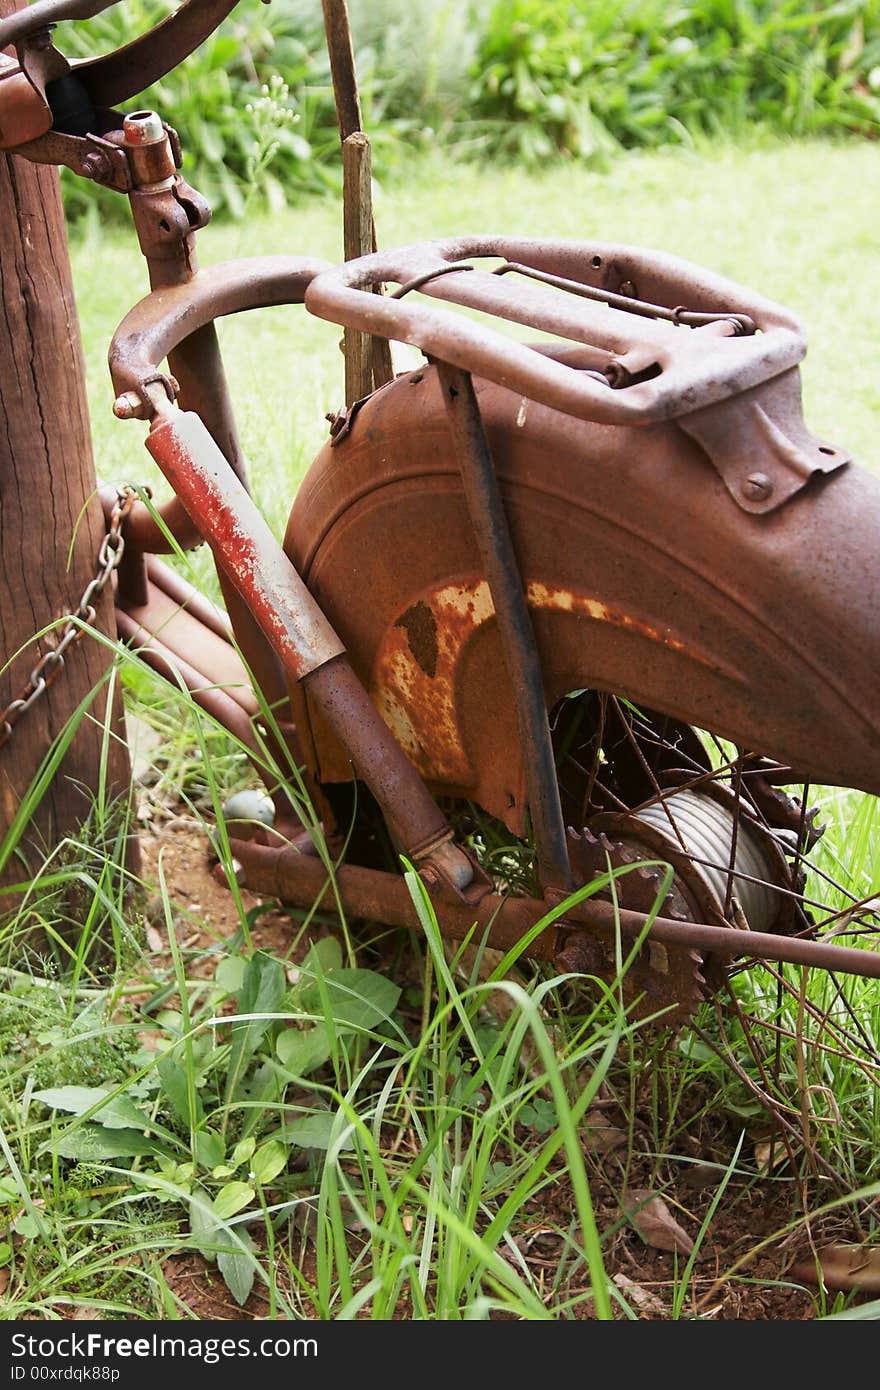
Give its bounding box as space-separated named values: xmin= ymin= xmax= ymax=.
xmin=60 ymin=1 xmax=880 ymax=221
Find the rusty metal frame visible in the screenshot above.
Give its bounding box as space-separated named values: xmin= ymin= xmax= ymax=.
xmin=304 ymin=236 xmax=849 ymax=513
xmin=5 ymin=0 xmax=877 ymax=993
xmin=107 ymin=250 xmax=880 ymax=993
xmin=304 ymin=236 xmax=806 ymax=423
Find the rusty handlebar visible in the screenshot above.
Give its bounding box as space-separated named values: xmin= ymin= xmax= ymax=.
xmin=107 ymin=255 xmax=331 ymax=550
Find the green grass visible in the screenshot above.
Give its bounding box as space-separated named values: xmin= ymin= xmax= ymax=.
xmin=0 ymin=139 xmax=878 ymax=1321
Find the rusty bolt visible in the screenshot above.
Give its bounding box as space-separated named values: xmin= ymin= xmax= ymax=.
xmin=743 ymin=472 xmax=774 ymax=502
xmin=82 ymin=151 xmax=111 ymax=183
xmin=619 ymin=279 xmax=637 ymax=297
xmin=554 ymin=934 xmax=604 ymax=976
xmin=113 ymin=391 xmax=146 ymax=420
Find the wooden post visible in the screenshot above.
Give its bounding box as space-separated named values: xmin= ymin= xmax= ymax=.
xmin=342 ymin=131 xmax=375 ymax=405
xmin=0 ymin=0 xmax=133 ymax=893
xmin=322 ymin=0 xmax=394 ymax=399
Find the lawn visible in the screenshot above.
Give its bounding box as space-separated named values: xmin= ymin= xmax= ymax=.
xmin=0 ymin=138 xmax=877 ymax=1322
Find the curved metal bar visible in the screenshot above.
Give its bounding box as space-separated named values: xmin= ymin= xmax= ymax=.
xmin=305 ymin=235 xmax=807 ymax=427
xmin=0 ymin=0 xmax=116 ymax=49
xmin=109 ymin=255 xmax=331 ymax=550
xmin=228 ymin=835 xmax=880 ymax=982
xmin=109 ymin=254 xmax=331 ymax=397
xmin=1 ymin=1 xmax=242 ymax=112
xmin=73 ymin=0 xmax=241 ymax=109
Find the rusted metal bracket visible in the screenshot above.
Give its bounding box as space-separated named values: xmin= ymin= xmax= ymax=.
xmin=13 ymin=123 xmax=132 ymax=186
xmin=437 ymin=361 xmax=573 ymax=895
xmin=677 ymin=368 xmax=846 ymax=514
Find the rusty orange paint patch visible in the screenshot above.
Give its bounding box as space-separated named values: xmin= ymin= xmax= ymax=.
xmin=526 ymin=581 xmax=694 ymax=655
xmin=370 ymin=578 xmax=716 ymax=784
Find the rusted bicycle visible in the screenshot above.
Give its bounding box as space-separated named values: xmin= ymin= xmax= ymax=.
xmin=2 ymin=0 xmax=879 ymax=1033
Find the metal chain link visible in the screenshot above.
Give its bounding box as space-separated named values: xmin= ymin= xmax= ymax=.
xmin=0 ymin=486 xmax=138 ymax=751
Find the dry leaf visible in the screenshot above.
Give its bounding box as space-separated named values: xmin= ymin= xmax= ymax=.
xmin=625 ymin=1189 xmax=695 ymax=1255
xmin=790 ymin=1244 xmax=880 ymax=1293
xmin=754 ymin=1139 xmax=790 ymax=1174
xmin=681 ymin=1162 xmax=721 ymax=1190
xmin=612 ymin=1272 xmax=666 ymax=1315
xmin=583 ymin=1109 xmax=627 ymax=1154
xmin=0 ymin=1267 xmax=9 ymax=1296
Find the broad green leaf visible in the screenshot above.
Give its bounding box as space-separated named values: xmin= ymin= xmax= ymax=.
xmin=218 ymin=1247 xmax=255 ymax=1306
xmin=12 ymin=1214 xmax=40 ymax=1238
xmin=213 ymin=1181 xmax=255 ymax=1221
xmin=231 ymin=1137 xmax=256 ymax=1169
xmin=239 ymin=1061 xmax=281 ymax=1140
xmin=33 ymin=1086 xmax=151 ymax=1131
xmin=214 ymin=956 xmax=245 ymax=995
xmin=227 ymin=951 xmax=285 ymax=1096
xmin=275 ymin=1025 xmax=331 ymax=1076
xmin=0 ymin=1177 xmax=20 ymax=1204
xmin=218 ymin=1228 xmax=256 ymax=1307
xmin=156 ymin=1009 xmax=183 ymax=1036
xmin=252 ymin=1140 xmax=288 ymax=1186
xmin=194 ymin=1130 xmax=225 ymax=1170
xmin=189 ymin=1184 xmax=218 ymax=1260
xmin=158 ymin=1056 xmax=205 ymax=1129
xmin=279 ymin=1112 xmax=354 ymax=1152
xmin=301 ymin=935 xmax=342 ymax=978
xmin=48 ymin=1125 xmax=159 ymax=1161
xmin=300 ymin=968 xmax=401 ymax=1033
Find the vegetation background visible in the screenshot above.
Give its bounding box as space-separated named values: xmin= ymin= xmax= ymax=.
xmin=62 ymin=0 xmax=880 ymax=221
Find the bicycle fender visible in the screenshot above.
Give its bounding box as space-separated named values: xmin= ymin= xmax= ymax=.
xmin=285 ymin=362 xmax=880 ymax=834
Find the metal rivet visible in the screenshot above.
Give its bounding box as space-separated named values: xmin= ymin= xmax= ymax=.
xmin=82 ymin=151 xmax=111 ymax=183
xmin=743 ymin=472 xmax=774 ymax=501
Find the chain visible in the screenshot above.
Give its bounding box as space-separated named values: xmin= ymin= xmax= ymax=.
xmin=0 ymin=487 xmax=138 ymax=751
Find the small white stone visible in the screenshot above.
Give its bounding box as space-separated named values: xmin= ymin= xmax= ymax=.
xmin=221 ymin=790 xmax=275 ymax=828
